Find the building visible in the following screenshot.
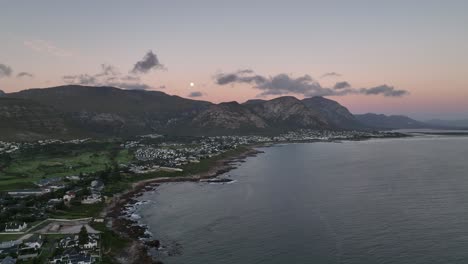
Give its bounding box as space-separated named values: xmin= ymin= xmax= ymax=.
xmin=6 ymin=190 xmax=43 ymax=198
xmin=81 ymin=194 xmax=102 ymax=205
xmin=63 ymin=191 xmax=76 ymax=202
xmin=0 ymin=256 xmax=16 ymax=264
xmin=4 ymin=222 xmax=27 ymax=232
xmin=23 ymin=234 xmax=43 ymax=250
xmin=49 ymin=248 xmax=93 ymax=264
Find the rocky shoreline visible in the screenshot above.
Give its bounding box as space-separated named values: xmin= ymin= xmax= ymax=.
xmin=105 ymin=146 xmax=264 ymax=264
xmin=104 ymin=134 xmax=409 ymax=263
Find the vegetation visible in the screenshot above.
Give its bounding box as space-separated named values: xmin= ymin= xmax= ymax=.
xmin=0 ymin=141 xmax=133 ymax=191
xmin=78 ymin=225 xmax=89 ymax=245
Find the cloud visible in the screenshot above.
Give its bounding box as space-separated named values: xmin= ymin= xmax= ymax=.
xmin=131 ymin=50 xmax=165 ymax=74
xmin=359 ymin=85 xmax=408 ymax=97
xmin=333 ymin=81 xmax=351 ymax=89
xmin=95 ymin=64 xmax=119 ymax=77
xmin=63 ymin=64 xmax=156 ymax=90
xmin=0 ymin=64 xmax=13 ymax=78
xmin=321 ymin=72 xmax=342 ymax=78
xmin=187 ymin=91 xmax=203 ymax=98
xmin=215 ymin=69 xmax=408 ymax=98
xmin=215 ymin=70 xmax=267 ymax=85
xmin=17 ymin=72 xmax=34 ymax=78
xmin=24 ymin=39 xmax=73 ymax=57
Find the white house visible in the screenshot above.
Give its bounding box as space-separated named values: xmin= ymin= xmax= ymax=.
xmin=82 ymin=238 xmax=98 ymax=249
xmin=4 ymin=222 xmax=27 ymax=232
xmin=23 ymin=234 xmax=43 ymax=249
xmin=81 ymin=194 xmax=102 ymax=204
xmin=63 ymin=191 xmax=76 ymax=202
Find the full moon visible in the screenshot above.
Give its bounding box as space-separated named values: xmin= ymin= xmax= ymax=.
xmin=190 ymin=82 xmax=195 ymax=87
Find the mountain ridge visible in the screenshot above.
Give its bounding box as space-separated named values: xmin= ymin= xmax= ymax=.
xmin=0 ymin=85 xmax=445 ymax=140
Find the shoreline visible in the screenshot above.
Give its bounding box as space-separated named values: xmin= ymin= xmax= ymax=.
xmin=105 ymin=145 xmax=264 ymax=263
xmin=103 ymin=134 xmax=411 ymax=263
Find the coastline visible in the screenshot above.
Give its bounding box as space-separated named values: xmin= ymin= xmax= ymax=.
xmin=103 ymin=133 xmax=411 ymax=263
xmin=104 ymin=145 xmax=264 ymax=263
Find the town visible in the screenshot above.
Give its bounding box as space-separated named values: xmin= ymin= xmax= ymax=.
xmin=0 ymin=129 xmax=405 ymax=263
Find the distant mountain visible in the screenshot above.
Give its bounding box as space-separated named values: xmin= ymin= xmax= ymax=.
xmin=425 ymin=119 xmax=468 ymax=129
xmin=244 ymin=96 xmax=328 ymax=130
xmin=355 ymin=113 xmax=428 ymax=129
xmin=2 ymin=85 xmax=413 ymax=140
xmin=191 ymin=101 xmax=268 ymax=135
xmin=302 ymin=96 xmax=363 ymax=129
xmin=0 ymin=90 xmax=5 ymax=97
xmin=192 ymin=96 xmax=328 ymax=135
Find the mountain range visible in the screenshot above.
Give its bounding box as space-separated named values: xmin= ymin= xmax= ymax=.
xmin=0 ymin=85 xmax=446 ymax=140
xmin=425 ymin=119 xmax=468 ymax=128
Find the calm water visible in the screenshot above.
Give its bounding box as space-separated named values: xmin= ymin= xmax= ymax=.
xmin=137 ymin=135 xmax=468 ymax=264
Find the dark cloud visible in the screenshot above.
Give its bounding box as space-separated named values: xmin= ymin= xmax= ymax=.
xmin=188 ymin=91 xmax=203 ymax=98
xmin=256 ymin=74 xmax=335 ymax=97
xmin=359 ymin=85 xmax=408 ymax=97
xmin=333 ymin=81 xmax=351 ymax=89
xmin=17 ymin=72 xmax=34 ymax=78
xmin=321 ymin=72 xmax=342 ymax=78
xmin=215 ymin=69 xmax=408 ymax=98
xmin=0 ymin=64 xmax=13 ymax=78
xmin=131 ymin=50 xmax=165 ymax=74
xmin=63 ymin=64 xmax=157 ymax=90
xmin=215 ymin=70 xmax=266 ymax=85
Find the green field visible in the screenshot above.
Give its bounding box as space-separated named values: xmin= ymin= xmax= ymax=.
xmin=0 ymin=142 xmax=133 ymax=191
xmin=0 ymin=233 xmax=22 ymax=242
xmin=51 ymin=203 xmax=105 ymax=219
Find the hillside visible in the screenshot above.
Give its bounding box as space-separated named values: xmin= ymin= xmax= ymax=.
xmin=8 ymin=85 xmax=212 ymax=137
xmin=0 ymin=85 xmax=392 ymax=140
xmin=0 ymin=97 xmax=79 ymax=140
xmin=302 ymin=96 xmax=363 ymax=129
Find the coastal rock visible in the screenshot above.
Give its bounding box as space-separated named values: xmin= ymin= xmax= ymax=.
xmin=145 ymin=240 xmax=161 ymax=248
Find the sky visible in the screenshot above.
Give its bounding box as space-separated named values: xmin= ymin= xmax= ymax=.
xmin=0 ymin=0 xmax=467 ymax=120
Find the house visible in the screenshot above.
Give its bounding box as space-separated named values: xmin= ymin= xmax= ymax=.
xmin=58 ymin=234 xmax=99 ymax=250
xmin=23 ymin=234 xmax=43 ymax=250
xmin=90 ymin=180 xmax=104 ymax=194
xmin=82 ymin=234 xmax=99 ymax=250
xmin=58 ymin=235 xmax=78 ymax=249
xmin=7 ymin=189 xmax=43 ymax=198
xmin=4 ymin=222 xmax=27 ymax=232
xmin=49 ymin=248 xmax=93 ymax=264
xmin=0 ymin=256 xmax=16 ymax=264
xmin=81 ymin=194 xmax=102 ymax=204
xmin=0 ymin=244 xmax=19 ymax=257
xmin=63 ymin=191 xmax=76 ymax=202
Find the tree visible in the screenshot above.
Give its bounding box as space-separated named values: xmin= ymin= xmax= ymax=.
xmin=78 ymin=225 xmax=89 ymax=245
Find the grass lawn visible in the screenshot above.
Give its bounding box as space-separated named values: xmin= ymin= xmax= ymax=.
xmin=51 ymin=203 xmax=105 ymax=219
xmin=0 ymin=233 xmax=22 ymax=242
xmin=0 ymin=143 xmax=133 ymax=191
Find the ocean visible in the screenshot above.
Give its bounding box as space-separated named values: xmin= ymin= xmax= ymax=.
xmin=137 ymin=135 xmax=468 ymax=264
